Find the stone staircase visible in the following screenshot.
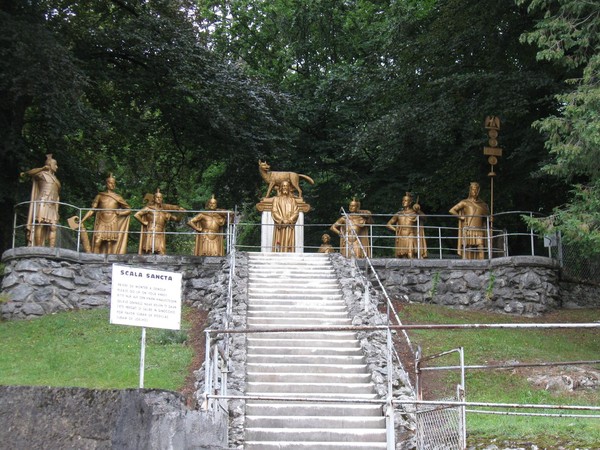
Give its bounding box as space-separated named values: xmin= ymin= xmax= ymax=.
xmin=244 ymin=252 xmax=387 ymax=449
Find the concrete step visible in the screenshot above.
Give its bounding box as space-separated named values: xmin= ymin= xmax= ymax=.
xmin=245 ymin=402 xmax=383 ymax=417
xmin=245 ymin=392 xmax=379 ymax=401
xmin=248 ymin=331 xmax=357 ymax=340
xmin=249 ymin=268 xmax=336 ymax=276
xmin=247 ymin=372 xmax=371 ymax=383
xmin=247 ymin=346 xmax=363 ymax=356
xmin=246 ymin=362 xmax=369 ymax=374
xmin=249 ymin=263 xmax=334 ymax=270
xmin=244 ymin=427 xmax=386 ymax=443
xmin=250 ymin=291 xmax=341 ymax=298
xmin=249 ymin=281 xmax=339 ymax=288
xmin=247 ymin=337 xmax=360 ymax=348
xmin=246 ymin=415 xmax=385 ymax=429
xmin=247 ymin=317 xmax=352 ymax=326
xmin=249 ymin=288 xmax=342 ymax=296
xmin=245 ymin=252 xmax=387 ymax=448
xmin=248 ymin=297 xmax=345 ymax=304
xmin=248 ymin=305 xmax=347 ymax=313
xmin=247 ymin=354 xmax=365 ymax=365
xmin=248 ymin=311 xmax=350 ymax=320
xmin=249 ymin=258 xmax=333 ymax=265
xmin=245 ymin=442 xmax=386 ymax=450
xmin=248 ymin=253 xmax=330 ymax=260
xmin=248 ymin=260 xmax=332 ymax=267
xmin=246 ymin=381 xmax=375 ymax=395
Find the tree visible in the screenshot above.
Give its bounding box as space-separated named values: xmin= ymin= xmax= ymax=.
xmin=196 ymin=0 xmax=572 ymax=253
xmin=0 ymin=0 xmax=289 ymax=252
xmin=518 ymin=0 xmax=600 ymax=254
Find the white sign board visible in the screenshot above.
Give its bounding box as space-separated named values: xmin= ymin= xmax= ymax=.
xmin=110 ymin=264 xmax=182 ymax=330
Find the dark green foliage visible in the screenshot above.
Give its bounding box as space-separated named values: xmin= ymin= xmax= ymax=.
xmin=518 ymin=0 xmax=600 ymax=255
xmin=1 ymin=0 xmax=590 ymax=254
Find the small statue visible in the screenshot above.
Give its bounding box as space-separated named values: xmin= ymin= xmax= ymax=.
xmin=258 ymin=160 xmax=314 ymax=199
xmin=20 ymin=154 xmax=61 ymax=247
xmin=330 ymin=198 xmax=373 ymax=258
xmin=386 ymin=192 xmax=427 ymax=259
xmin=271 ymin=181 xmax=300 ymax=252
xmin=77 ymin=174 xmax=131 ymax=254
xmin=134 ymin=189 xmax=184 ymax=255
xmin=318 ymin=233 xmax=335 ymax=254
xmin=449 ymin=182 xmax=490 ymax=260
xmin=187 ymin=195 xmax=231 ymax=256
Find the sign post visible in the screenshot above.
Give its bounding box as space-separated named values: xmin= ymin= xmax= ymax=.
xmin=110 ymin=264 xmax=183 ymax=388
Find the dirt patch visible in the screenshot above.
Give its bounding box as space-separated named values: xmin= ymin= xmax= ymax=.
xmin=180 ymin=307 xmax=208 ymax=409
xmin=387 ymin=299 xmax=450 ymax=398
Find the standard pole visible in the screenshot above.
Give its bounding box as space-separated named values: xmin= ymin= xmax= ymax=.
xmin=139 ymin=327 xmax=146 ymax=388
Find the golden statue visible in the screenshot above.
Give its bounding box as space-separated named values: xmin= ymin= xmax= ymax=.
xmin=20 ymin=154 xmax=61 ymax=247
xmin=330 ymin=198 xmax=373 ymax=258
xmin=387 ymin=193 xmax=427 ymax=259
xmin=449 ymin=182 xmax=490 ymax=260
xmin=258 ymin=160 xmax=314 ymax=199
xmin=187 ymin=195 xmax=231 ymax=256
xmin=74 ymin=174 xmax=131 ymax=254
xmin=318 ymin=233 xmax=335 ymax=254
xmin=271 ymin=181 xmax=300 ymax=252
xmin=134 ymin=189 xmax=184 ymax=255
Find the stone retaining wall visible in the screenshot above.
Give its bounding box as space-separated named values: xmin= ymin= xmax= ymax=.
xmin=1 ymin=247 xmax=225 ymax=320
xmin=3 ymin=250 xmax=598 ymax=320
xmin=366 ymin=255 xmax=597 ymax=315
xmin=0 ymin=386 xmax=228 ymax=450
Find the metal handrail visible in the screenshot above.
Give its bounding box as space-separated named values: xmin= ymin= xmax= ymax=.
xmin=12 ymin=201 xmax=558 ymax=260
xmin=202 ymin=209 xmax=239 ymax=414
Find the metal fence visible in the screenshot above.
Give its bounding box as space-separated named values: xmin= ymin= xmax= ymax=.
xmin=415 ymin=398 xmax=463 ymax=450
xmin=415 ymin=347 xmax=466 ymax=449
xmin=12 ymin=201 xmax=556 ymax=261
xmin=560 ymin=239 xmax=600 ymax=285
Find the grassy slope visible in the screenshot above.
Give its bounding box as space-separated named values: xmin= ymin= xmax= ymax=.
xmin=1 ymin=304 xmax=598 ymax=447
xmin=399 ymin=304 xmax=600 ymax=447
xmin=0 ymin=308 xmax=192 ymax=390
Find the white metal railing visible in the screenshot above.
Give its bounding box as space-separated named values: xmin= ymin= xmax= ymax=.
xmin=202 ymin=209 xmax=239 ymax=414
xmin=336 ymin=206 xmax=416 ymax=450
xmin=12 ymin=200 xmax=236 ymax=256
xmin=415 ymin=347 xmax=466 ymax=449
xmin=12 ymin=201 xmax=556 ymax=261
xmin=233 ymin=210 xmax=554 ymax=260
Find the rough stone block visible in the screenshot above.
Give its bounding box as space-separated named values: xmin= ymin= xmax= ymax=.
xmin=21 ymin=302 xmax=45 ymax=316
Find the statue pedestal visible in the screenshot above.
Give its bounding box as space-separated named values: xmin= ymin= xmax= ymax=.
xmin=256 ymin=197 xmax=311 ymax=253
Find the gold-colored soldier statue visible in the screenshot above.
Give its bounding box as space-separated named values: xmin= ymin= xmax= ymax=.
xmin=387 ymin=192 xmax=427 ymax=259
xmin=271 ymin=181 xmax=300 ymax=252
xmin=318 ymin=233 xmax=335 ymax=254
xmin=449 ymin=182 xmax=490 ymax=260
xmin=187 ymin=195 xmax=231 ymax=256
xmin=330 ymin=198 xmax=373 ymax=258
xmin=20 ymin=154 xmax=61 ymax=247
xmin=76 ymin=174 xmax=131 ymax=254
xmin=134 ymin=189 xmax=184 ymax=255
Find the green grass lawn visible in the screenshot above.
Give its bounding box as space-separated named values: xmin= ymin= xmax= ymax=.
xmin=0 ymin=308 xmax=193 ymax=390
xmin=399 ymin=304 xmax=600 ymax=448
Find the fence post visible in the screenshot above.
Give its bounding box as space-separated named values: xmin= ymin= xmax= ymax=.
xmin=12 ymin=207 xmax=18 ymax=249
xmin=416 ymin=215 xmax=421 ymax=259
xmin=529 ymin=212 xmax=535 ymax=256
xmin=202 ymin=331 xmax=212 ymax=411
xmin=487 ymin=216 xmax=493 ymax=260
xmin=557 ymin=231 xmax=564 ymax=268
xmin=386 ymin=327 xmax=395 ymax=450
